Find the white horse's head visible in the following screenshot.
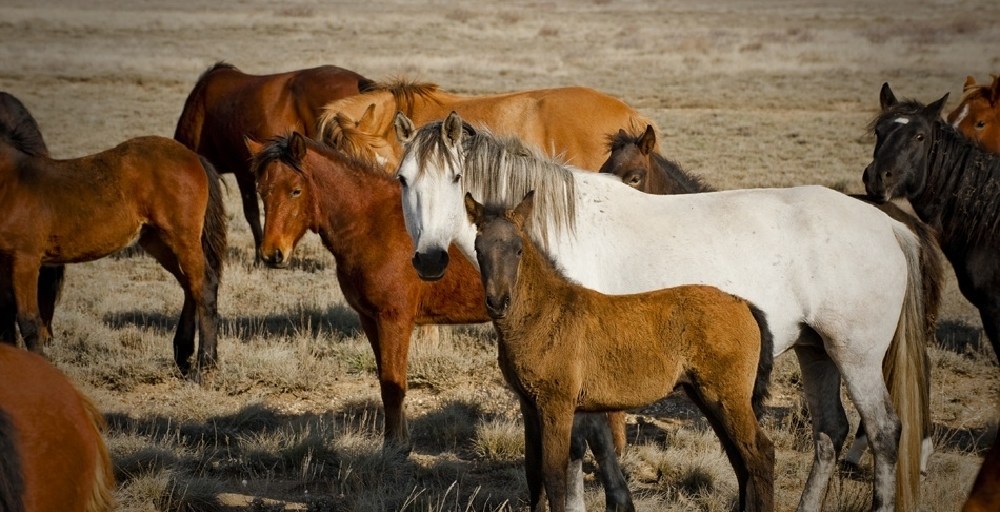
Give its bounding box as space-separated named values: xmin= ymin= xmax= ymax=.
xmin=394 ymin=111 xmax=476 ymax=280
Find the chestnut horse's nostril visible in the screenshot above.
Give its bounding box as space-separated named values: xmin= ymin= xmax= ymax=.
xmin=273 ymin=249 xmax=284 ymax=264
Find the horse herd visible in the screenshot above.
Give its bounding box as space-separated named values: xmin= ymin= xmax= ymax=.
xmin=1 ymin=63 xmax=999 ymax=511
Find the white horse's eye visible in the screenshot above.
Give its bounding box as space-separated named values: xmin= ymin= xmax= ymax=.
xmin=398 ymin=175 xmax=407 ymax=187
xmin=452 ymin=173 xmax=462 ymax=184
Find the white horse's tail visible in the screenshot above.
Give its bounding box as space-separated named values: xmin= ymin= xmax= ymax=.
xmin=885 ymin=224 xmax=930 ymax=511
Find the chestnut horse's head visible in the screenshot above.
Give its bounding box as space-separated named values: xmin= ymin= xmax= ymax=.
xmin=246 ymin=133 xmax=315 ymax=268
xmin=465 ymin=191 xmax=535 ymax=319
xmin=947 ymin=74 xmax=1000 ymax=153
xmin=863 ymin=83 xmax=949 ymax=202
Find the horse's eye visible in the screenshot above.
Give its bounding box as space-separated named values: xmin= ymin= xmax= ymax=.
xmin=915 ymin=133 xmax=924 ymax=142
xmin=452 ymin=173 xmax=462 ymax=184
xmin=976 ymin=120 xmax=987 ymax=129
xmin=291 ymin=188 xmax=302 ymax=198
xmin=397 ymin=175 xmax=407 ymax=188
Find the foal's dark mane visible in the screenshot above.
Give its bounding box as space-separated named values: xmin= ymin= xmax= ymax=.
xmin=0 ymin=92 xmax=48 ymax=157
xmin=878 ymin=101 xmax=1000 ymax=246
xmin=605 ymin=130 xmax=713 ymax=193
xmin=251 ymin=133 xmax=393 ymax=185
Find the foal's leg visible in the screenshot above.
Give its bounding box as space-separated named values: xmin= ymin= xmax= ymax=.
xmin=138 ymin=233 xmax=200 ymax=376
xmin=358 ymin=312 xmax=416 ymax=451
xmin=539 ymin=403 xmax=577 ymax=512
xmin=10 ymin=256 xmax=47 ymax=353
xmin=572 ymin=412 xmax=635 ymax=511
xmin=793 ymin=345 xmax=850 ymax=512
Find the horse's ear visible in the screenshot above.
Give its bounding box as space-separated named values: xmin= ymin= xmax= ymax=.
xmin=289 ymin=132 xmax=307 ymax=161
xmin=394 ymin=111 xmax=415 ymax=143
xmin=512 ymin=190 xmax=536 ymax=227
xmin=990 ymin=75 xmax=1000 ymax=105
xmin=638 ymin=125 xmax=656 ymax=155
xmin=442 ymin=111 xmax=464 ymax=148
xmin=358 ymin=103 xmax=377 ymax=129
xmin=925 ymin=92 xmax=949 ymax=119
xmin=963 ymin=75 xmax=978 ymax=92
xmin=244 ymin=135 xmax=264 ymax=157
xmin=464 ymin=192 xmax=485 ymax=225
xmin=879 ymin=82 xmax=898 ymax=110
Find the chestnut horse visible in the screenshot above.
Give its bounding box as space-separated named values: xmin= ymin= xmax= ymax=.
xmin=316 ymin=79 xmax=656 ymax=172
xmin=601 ymin=123 xmax=944 ymax=477
xmin=247 ymin=133 xmax=633 ymax=508
xmin=0 ymin=130 xmax=227 ymax=377
xmin=947 ymin=75 xmax=1000 ymax=153
xmin=0 ymin=92 xmax=64 ymax=347
xmin=467 ymin=192 xmax=775 ymax=512
xmin=174 ymin=62 xmax=374 ymax=251
xmin=0 ymin=343 xmax=114 ymax=512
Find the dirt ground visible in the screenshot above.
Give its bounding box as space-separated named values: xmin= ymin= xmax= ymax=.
xmin=2 ymin=1 xmax=1000 ymax=511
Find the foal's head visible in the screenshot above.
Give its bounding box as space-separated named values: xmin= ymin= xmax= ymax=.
xmin=465 ymin=191 xmax=535 ymax=319
xmin=863 ymin=82 xmax=949 ymax=202
xmin=598 ymin=124 xmax=657 ymax=190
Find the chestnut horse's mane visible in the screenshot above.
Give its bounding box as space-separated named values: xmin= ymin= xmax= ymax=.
xmin=369 ymin=79 xmax=444 ymax=115
xmin=251 ymin=133 xmax=392 ymax=184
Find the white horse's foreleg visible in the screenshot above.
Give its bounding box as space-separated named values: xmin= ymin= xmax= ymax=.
xmin=794 ymin=346 xmax=850 ymax=512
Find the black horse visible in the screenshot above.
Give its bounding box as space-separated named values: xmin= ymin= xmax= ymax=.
xmin=0 ymin=92 xmax=65 ymax=347
xmin=864 ymin=82 xmax=1000 ymax=362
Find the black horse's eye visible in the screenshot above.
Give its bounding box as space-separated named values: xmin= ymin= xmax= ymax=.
xmin=397 ymin=175 xmax=407 ymax=187
xmin=915 ymin=133 xmax=924 ymax=142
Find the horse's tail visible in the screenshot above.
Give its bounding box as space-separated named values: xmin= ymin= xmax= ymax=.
xmin=746 ymin=302 xmax=774 ymax=419
xmin=174 ymin=62 xmax=234 ymax=150
xmin=908 ymin=212 xmax=943 ymax=448
xmin=885 ymin=223 xmax=930 ymax=511
xmin=199 ymin=156 xmax=228 ymax=281
xmin=80 ymin=397 xmax=115 ymax=512
xmin=0 ymin=410 xmax=26 ymax=512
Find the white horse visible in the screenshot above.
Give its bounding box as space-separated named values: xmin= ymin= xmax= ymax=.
xmin=393 ymin=112 xmax=930 ymax=512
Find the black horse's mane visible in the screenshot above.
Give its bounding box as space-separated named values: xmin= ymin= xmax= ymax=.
xmin=0 ymin=92 xmax=48 ymax=157
xmin=251 ymin=133 xmax=392 ymax=184
xmin=605 ymin=129 xmax=713 ymax=193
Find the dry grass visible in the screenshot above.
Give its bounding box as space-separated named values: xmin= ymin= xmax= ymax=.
xmin=2 ymin=0 xmax=999 ymax=510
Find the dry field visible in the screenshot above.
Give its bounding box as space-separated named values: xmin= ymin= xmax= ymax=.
xmin=2 ymin=1 xmax=1000 ymax=510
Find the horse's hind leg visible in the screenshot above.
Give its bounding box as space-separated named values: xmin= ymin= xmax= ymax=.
xmin=138 ymin=233 xmax=200 ymax=376
xmin=793 ymin=345 xmax=850 ymax=512
xmin=0 ymin=261 xmax=16 ymax=345
xmin=572 ymin=412 xmax=635 ymax=511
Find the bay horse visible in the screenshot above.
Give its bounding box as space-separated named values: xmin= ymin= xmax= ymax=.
xmin=601 ymin=122 xmax=944 ymax=479
xmin=174 ymin=61 xmax=374 ymax=252
xmin=947 ymin=74 xmax=1000 ymax=153
xmin=316 ymin=79 xmax=656 ymax=172
xmin=0 ymin=92 xmax=64 ymax=347
xmin=246 ymin=133 xmax=635 ymax=509
xmin=467 ymin=191 xmax=775 ymax=512
xmin=394 ymin=111 xmax=932 ymax=511
xmin=0 ymin=343 xmax=114 ymax=512
xmin=0 ymin=130 xmax=227 ymax=377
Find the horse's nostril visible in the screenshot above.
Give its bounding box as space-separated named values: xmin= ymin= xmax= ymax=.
xmin=274 ymin=249 xmax=284 ymax=263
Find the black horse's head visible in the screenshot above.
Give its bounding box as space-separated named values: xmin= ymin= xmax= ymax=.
xmin=863 ymin=83 xmax=949 ymax=203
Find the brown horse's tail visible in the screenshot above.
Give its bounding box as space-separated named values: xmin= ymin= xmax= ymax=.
xmin=0 ymin=410 xmax=26 ymax=512
xmin=199 ymin=156 xmax=228 ymax=281
xmin=885 ymin=224 xmax=930 ymax=511
xmin=174 ymin=62 xmax=235 ymax=150
xmin=80 ymin=397 xmax=115 ymax=512
xmin=745 ymin=302 xmax=774 ymax=419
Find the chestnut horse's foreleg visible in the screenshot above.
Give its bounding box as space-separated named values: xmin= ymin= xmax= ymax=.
xmin=520 ymin=399 xmax=546 ymax=512
xmin=10 ymin=256 xmax=47 ymax=353
xmin=235 ymin=172 xmax=264 ymax=257
xmin=359 ymin=313 xmax=415 ymax=451
xmin=540 ymin=402 xmax=577 ymax=512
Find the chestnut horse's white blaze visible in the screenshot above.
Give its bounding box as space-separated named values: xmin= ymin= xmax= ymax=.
xmin=394 ymin=112 xmax=929 ymax=512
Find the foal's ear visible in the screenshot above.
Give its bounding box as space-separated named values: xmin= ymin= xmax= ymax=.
xmin=963 ymin=75 xmax=978 ymax=93
xmin=244 ymin=135 xmax=264 ymax=157
xmin=443 ymin=111 xmax=465 ymax=148
xmin=464 ymin=192 xmax=486 ymax=225
xmin=512 ymin=190 xmax=536 ymax=227
xmin=879 ymin=82 xmax=898 ymax=110
xmin=289 ymin=132 xmax=308 ymax=161
xmin=638 ymin=124 xmax=656 ymax=155
xmin=925 ymin=92 xmax=950 ymax=119
xmin=394 ymin=111 xmax=416 ymax=143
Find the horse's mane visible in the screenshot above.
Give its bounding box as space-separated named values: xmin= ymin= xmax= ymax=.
xmin=251 ymin=133 xmax=392 ymax=184
xmin=323 ymin=111 xmax=390 ymax=167
xmin=369 ymin=79 xmax=443 ymax=115
xmin=0 ymin=92 xmax=48 ymax=157
xmin=875 ymin=101 xmax=1000 ymax=246
xmin=407 ymin=120 xmax=576 ymax=249
xmin=605 ymin=129 xmax=713 ymax=193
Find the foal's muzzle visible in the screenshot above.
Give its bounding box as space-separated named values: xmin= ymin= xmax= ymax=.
xmin=412 ymin=249 xmax=449 ymax=281
xmin=485 ymin=293 xmax=511 ymax=319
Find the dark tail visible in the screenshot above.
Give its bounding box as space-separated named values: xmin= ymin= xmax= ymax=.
xmin=199 ymin=156 xmax=228 ymax=281
xmin=0 ymin=410 xmax=25 ymax=512
xmin=747 ymin=302 xmax=774 ymax=419
xmin=174 ymin=62 xmax=235 ymax=149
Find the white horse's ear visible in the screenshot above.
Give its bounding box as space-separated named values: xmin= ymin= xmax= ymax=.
xmin=512 ymin=190 xmax=536 ymax=227
xmin=394 ymin=111 xmax=416 ymax=143
xmin=464 ymin=192 xmax=485 ymax=225
xmin=880 ymin=82 xmax=898 ymax=111
xmin=443 ymin=111 xmax=464 ymax=148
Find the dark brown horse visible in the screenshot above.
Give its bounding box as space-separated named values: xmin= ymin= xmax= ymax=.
xmin=0 ymin=343 xmax=115 ymax=512
xmin=0 ymin=128 xmax=227 ymax=376
xmin=466 ymin=191 xmax=775 ymax=512
xmin=0 ymin=92 xmax=64 ymax=348
xmin=174 ymin=62 xmax=374 ymax=252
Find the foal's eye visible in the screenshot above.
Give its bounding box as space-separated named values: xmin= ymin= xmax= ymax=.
xmin=976 ymin=120 xmax=987 ymax=130
xmin=291 ymin=188 xmax=302 ymax=197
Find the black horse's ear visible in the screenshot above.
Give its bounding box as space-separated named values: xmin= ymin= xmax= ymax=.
xmin=512 ymin=190 xmax=536 ymax=228
xmin=464 ymin=192 xmax=485 ymax=225
xmin=925 ymin=92 xmax=950 ymax=119
xmin=394 ymin=111 xmax=416 ymax=143
xmin=443 ymin=111 xmax=464 ymax=148
xmin=880 ymin=82 xmax=898 ymax=110
xmin=289 ymin=132 xmax=307 ymax=161
xmin=638 ymin=124 xmax=656 ymax=155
